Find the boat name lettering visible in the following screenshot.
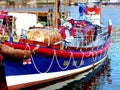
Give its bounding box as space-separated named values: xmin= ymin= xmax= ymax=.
xmin=63 ymin=60 xmax=69 ymax=66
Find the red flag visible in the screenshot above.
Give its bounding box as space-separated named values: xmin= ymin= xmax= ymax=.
xmin=23 ymin=58 xmax=31 ymax=65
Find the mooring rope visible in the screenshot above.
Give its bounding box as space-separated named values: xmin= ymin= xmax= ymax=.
xmin=23 ymin=43 xmax=29 ymax=59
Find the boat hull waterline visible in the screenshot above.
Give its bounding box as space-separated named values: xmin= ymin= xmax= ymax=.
xmin=6 ymin=55 xmax=108 ymax=89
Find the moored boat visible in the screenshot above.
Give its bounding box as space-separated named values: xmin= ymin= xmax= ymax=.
xmin=0 ymin=0 xmax=112 ymax=89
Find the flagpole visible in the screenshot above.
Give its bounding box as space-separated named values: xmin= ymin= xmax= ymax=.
xmin=55 ymin=0 xmax=58 ymax=29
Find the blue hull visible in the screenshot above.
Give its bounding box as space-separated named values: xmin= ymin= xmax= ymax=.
xmin=3 ymin=52 xmax=106 ymax=76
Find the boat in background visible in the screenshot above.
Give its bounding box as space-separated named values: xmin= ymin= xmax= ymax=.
xmin=0 ymin=0 xmax=112 ymax=89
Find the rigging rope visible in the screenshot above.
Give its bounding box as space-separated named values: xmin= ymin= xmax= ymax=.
xmin=72 ymin=52 xmax=85 ymax=68
xmin=31 ymin=47 xmax=55 ymax=73
xmin=56 ymin=50 xmax=71 ymax=70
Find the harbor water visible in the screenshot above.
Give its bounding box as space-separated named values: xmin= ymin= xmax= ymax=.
xmin=0 ymin=6 xmax=120 ymax=90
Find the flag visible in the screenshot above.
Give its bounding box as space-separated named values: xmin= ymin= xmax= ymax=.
xmin=23 ymin=58 xmax=32 ymax=65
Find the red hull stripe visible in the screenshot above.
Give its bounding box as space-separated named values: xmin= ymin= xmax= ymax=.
xmin=4 ymin=39 xmax=111 ymax=58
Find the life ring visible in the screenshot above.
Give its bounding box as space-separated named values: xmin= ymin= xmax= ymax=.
xmin=86 ymin=5 xmax=97 ymax=15
xmin=108 ymin=19 xmax=112 ymax=35
xmin=61 ymin=22 xmax=74 ymax=42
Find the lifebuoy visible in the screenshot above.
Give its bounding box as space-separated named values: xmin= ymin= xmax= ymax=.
xmin=61 ymin=22 xmax=74 ymax=42
xmin=108 ymin=19 xmax=112 ymax=35
xmin=86 ymin=5 xmax=97 ymax=15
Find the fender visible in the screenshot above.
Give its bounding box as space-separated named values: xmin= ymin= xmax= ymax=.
xmin=108 ymin=19 xmax=112 ymax=35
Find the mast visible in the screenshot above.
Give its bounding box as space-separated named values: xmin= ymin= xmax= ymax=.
xmin=55 ymin=0 xmax=58 ymax=29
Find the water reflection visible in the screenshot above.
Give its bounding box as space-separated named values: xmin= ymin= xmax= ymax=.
xmin=37 ymin=58 xmax=111 ymax=90
xmin=16 ymin=58 xmax=111 ymax=90
xmin=56 ymin=59 xmax=111 ymax=90
xmin=109 ymin=26 xmax=120 ymax=59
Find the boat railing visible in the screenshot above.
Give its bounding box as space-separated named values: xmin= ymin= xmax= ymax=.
xmin=15 ymin=24 xmax=110 ymax=52
xmin=35 ymin=25 xmax=110 ymax=51
xmin=66 ymin=26 xmax=110 ymax=50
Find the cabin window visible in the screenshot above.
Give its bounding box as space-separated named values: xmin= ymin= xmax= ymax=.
xmin=38 ymin=16 xmax=47 ymax=26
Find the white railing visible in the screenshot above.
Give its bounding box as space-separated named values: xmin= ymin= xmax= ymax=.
xmin=66 ymin=26 xmax=110 ymax=50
